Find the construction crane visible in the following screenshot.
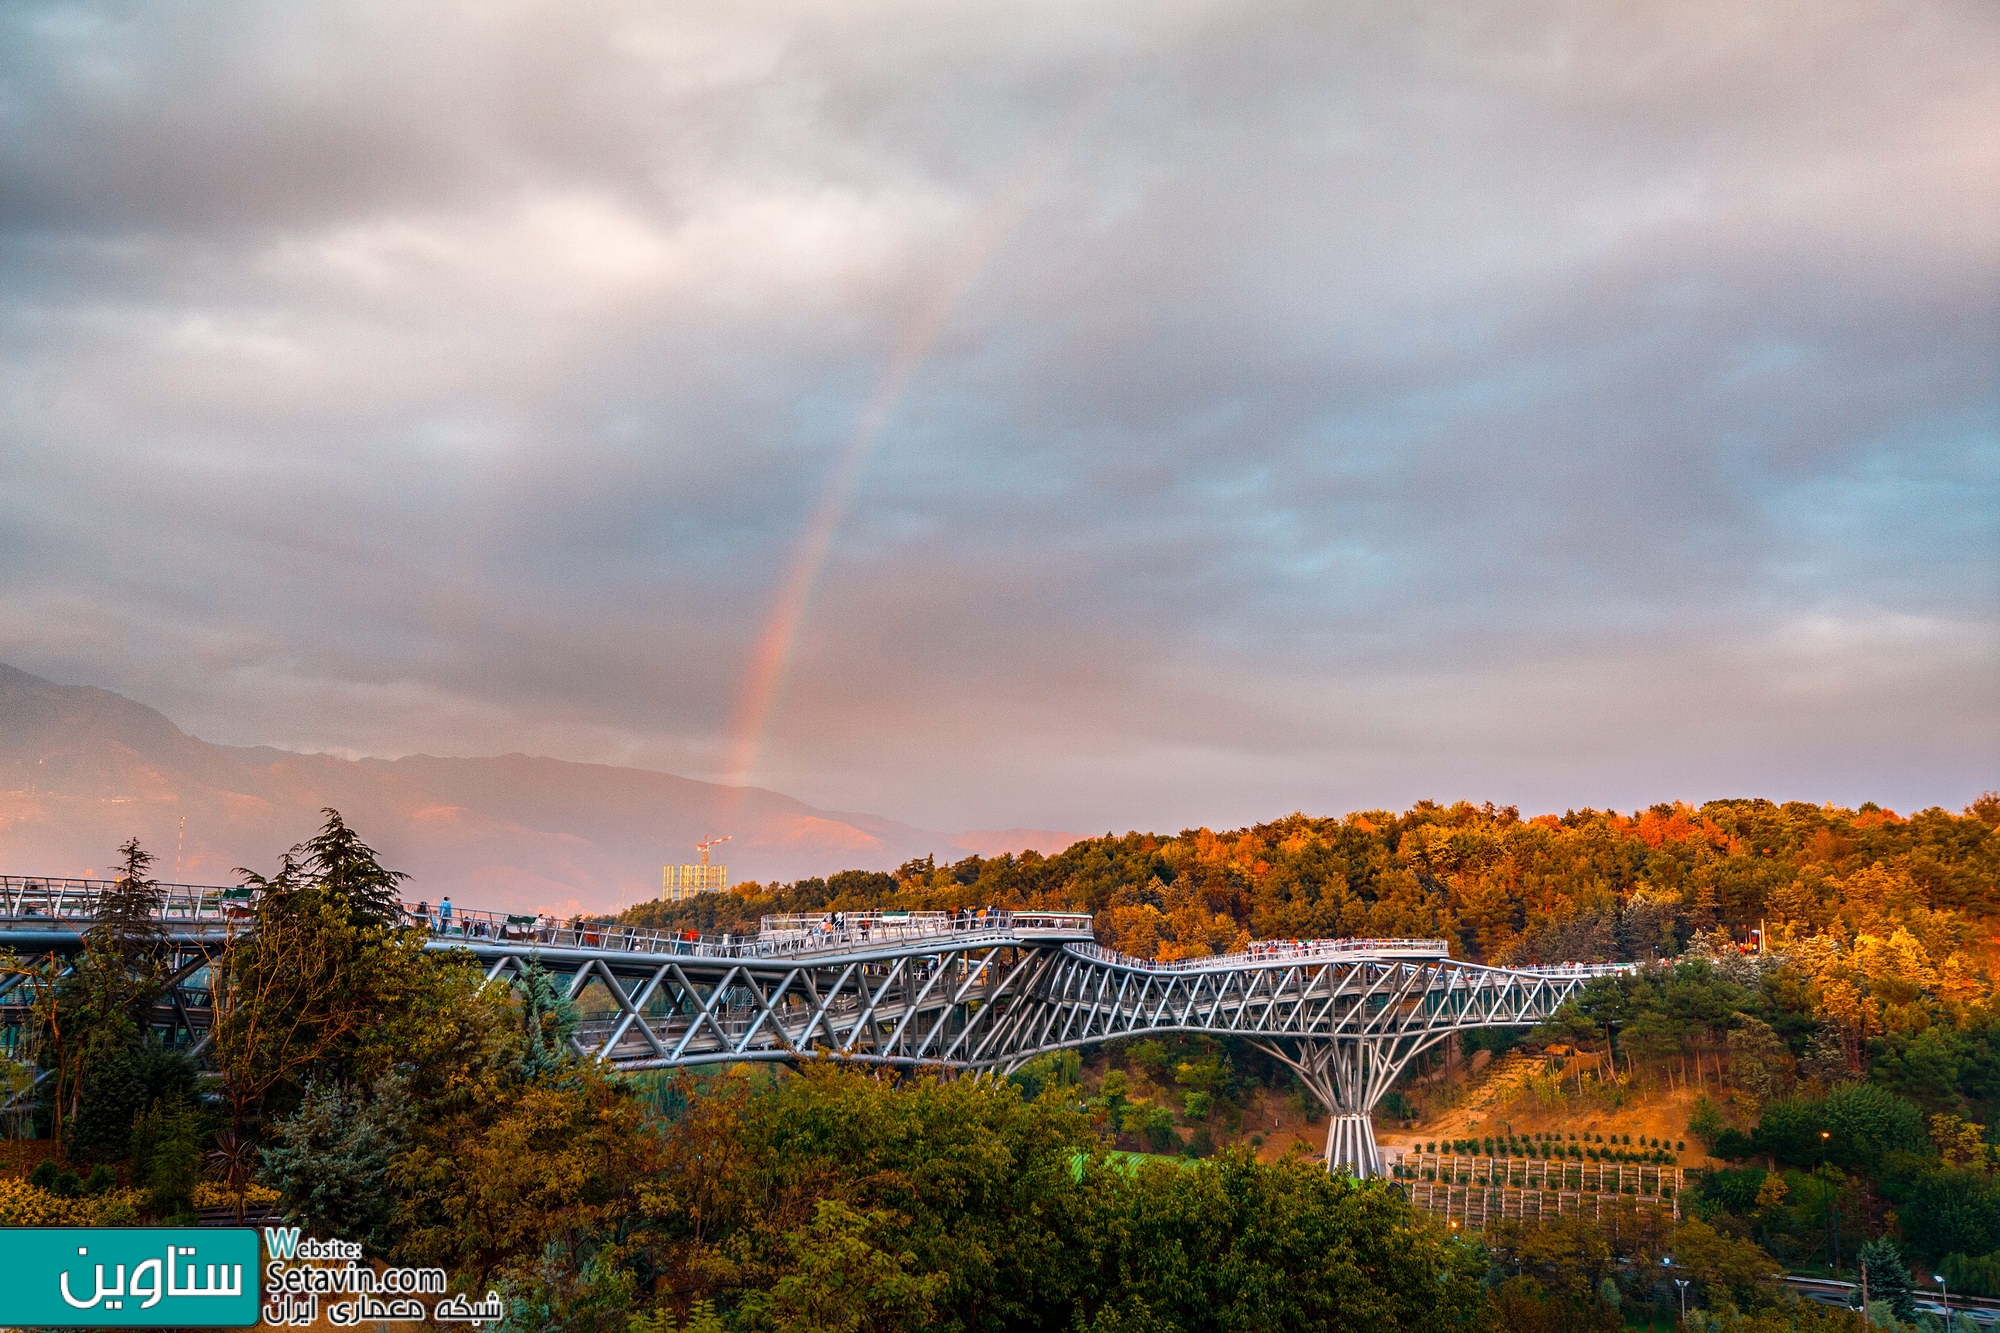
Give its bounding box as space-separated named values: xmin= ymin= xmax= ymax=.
xmin=696 ymin=835 xmax=731 ymax=866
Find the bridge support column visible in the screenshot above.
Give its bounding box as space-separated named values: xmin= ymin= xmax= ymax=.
xmin=1253 ymin=1033 xmax=1444 ymax=1179
xmin=1324 ymin=1113 xmax=1381 ymax=1178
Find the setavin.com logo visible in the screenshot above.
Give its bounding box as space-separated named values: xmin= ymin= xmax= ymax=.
xmin=0 ymin=1226 xmax=506 ymax=1328
xmin=0 ymin=1227 xmax=259 ymax=1327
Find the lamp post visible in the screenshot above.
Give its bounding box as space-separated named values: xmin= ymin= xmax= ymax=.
xmin=1662 ymin=1255 xmax=1689 ymax=1324
xmin=1935 ymin=1272 xmax=1949 ymax=1322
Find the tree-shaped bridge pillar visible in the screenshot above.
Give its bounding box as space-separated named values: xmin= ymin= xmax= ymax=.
xmin=1253 ymin=1034 xmax=1445 ymax=1178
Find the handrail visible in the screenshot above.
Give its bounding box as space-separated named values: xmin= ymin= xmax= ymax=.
xmin=1065 ymin=936 xmax=1453 ymax=973
xmin=0 ymin=875 xmax=243 ymax=923
xmin=433 ymin=905 xmax=1093 ymax=959
xmin=0 ymin=876 xmax=1095 ymax=961
xmin=1510 ymin=962 xmax=1636 ymax=978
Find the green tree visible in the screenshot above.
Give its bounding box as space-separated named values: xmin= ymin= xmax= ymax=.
xmin=1821 ymin=1084 xmax=1929 ymax=1165
xmin=11 ymin=838 xmax=181 ymax=1158
xmin=1857 ymin=1235 xmax=1916 ymax=1322
xmin=390 ymin=1071 xmax=658 ymax=1298
xmin=742 ymin=1198 xmax=948 ymax=1333
xmin=1671 ymin=1217 xmax=1781 ymax=1311
xmin=515 ymin=959 xmax=579 ymax=1084
xmin=1483 ymin=1213 xmax=1617 ymax=1308
xmin=1896 ymin=1169 xmax=2000 ymax=1266
xmin=95 ymin=838 xmax=168 ymax=964
xmin=299 ymin=808 xmax=410 ymax=927
xmin=1093 ymin=1150 xmax=1486 ymax=1331
xmin=209 ymin=870 xmax=431 ymax=1138
xmin=1727 ymin=1015 xmax=1795 ymax=1106
xmin=69 ymin=1041 xmax=197 ymax=1163
xmin=132 ymin=1094 xmax=202 ymax=1219
xmin=261 ymin=1075 xmax=412 ymax=1251
xmin=1691 ymin=1095 xmax=1728 ymax=1151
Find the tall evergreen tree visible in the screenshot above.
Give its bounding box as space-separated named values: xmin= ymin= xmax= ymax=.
xmin=90 ymin=837 xmax=166 ymax=963
xmin=299 ymin=809 xmax=408 ymax=927
xmin=515 ymin=959 xmax=578 ymax=1083
xmin=1859 ymin=1235 xmax=1918 ymax=1321
xmin=235 ymin=846 xmax=307 ymax=898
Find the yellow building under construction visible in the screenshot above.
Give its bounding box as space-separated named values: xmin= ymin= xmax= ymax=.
xmin=661 ymin=863 xmax=729 ymax=901
xmin=663 ymin=837 xmax=731 ymax=902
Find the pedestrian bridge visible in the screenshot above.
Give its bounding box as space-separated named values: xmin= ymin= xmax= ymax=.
xmin=0 ymin=876 xmax=1631 ymax=1176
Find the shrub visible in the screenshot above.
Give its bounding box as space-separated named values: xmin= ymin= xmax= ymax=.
xmin=0 ymin=1177 xmax=147 ymax=1226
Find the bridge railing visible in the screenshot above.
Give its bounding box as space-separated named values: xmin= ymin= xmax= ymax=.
xmin=0 ymin=877 xmax=1099 ymax=961
xmin=392 ymin=905 xmax=1096 ymax=961
xmin=0 ymin=876 xmax=250 ymax=924
xmin=759 ymin=909 xmax=1092 ymax=940
xmin=1065 ymin=936 xmax=1453 ymax=972
xmin=1508 ymin=962 xmax=1637 ymax=978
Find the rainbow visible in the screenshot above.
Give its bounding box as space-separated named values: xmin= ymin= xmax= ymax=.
xmin=720 ymin=78 xmax=1121 ymax=806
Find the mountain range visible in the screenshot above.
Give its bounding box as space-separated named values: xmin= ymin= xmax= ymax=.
xmin=0 ymin=663 xmax=1079 ymax=916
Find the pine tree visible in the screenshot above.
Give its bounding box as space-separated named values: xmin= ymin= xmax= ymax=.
xmin=37 ymin=840 xmax=175 ymax=1155
xmin=516 ymin=959 xmax=579 ymax=1083
xmin=236 ymin=846 xmax=308 ymax=898
xmin=299 ymin=809 xmax=408 ymax=927
xmin=261 ymin=1075 xmax=411 ymax=1248
xmin=141 ymin=1096 xmax=202 ymax=1220
xmin=1859 ymin=1235 xmax=1917 ymax=1322
xmin=70 ymin=1042 xmax=197 ymax=1163
xmin=90 ymin=837 xmax=166 ymax=962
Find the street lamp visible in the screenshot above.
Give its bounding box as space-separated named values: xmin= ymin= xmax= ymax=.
xmin=1662 ymin=1256 xmax=1690 ymax=1321
xmin=1935 ymin=1272 xmax=1949 ymax=1321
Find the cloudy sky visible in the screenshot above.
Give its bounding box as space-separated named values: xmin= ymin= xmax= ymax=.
xmin=3 ymin=0 xmax=1995 ymax=834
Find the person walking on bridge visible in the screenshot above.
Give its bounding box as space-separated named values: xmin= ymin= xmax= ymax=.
xmin=438 ymin=896 xmax=453 ymax=932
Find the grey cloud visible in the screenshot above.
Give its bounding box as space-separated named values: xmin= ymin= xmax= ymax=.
xmin=2 ymin=0 xmax=1994 ymax=837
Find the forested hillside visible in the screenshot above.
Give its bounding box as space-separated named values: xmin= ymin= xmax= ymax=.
xmin=621 ymin=796 xmax=2000 ymax=968
xmin=605 ymin=796 xmax=2000 ymax=1329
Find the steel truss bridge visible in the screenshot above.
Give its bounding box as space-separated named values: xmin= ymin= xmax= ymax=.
xmin=0 ymin=876 xmax=1630 ymax=1176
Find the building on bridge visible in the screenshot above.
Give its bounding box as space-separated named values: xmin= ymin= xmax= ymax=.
xmin=661 ymin=863 xmax=729 ymax=901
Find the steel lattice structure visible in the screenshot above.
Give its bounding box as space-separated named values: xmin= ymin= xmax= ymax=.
xmin=0 ymin=876 xmax=1629 ymax=1175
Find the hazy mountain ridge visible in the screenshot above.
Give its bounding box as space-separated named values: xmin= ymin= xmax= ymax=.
xmin=0 ymin=663 xmax=1078 ymax=914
